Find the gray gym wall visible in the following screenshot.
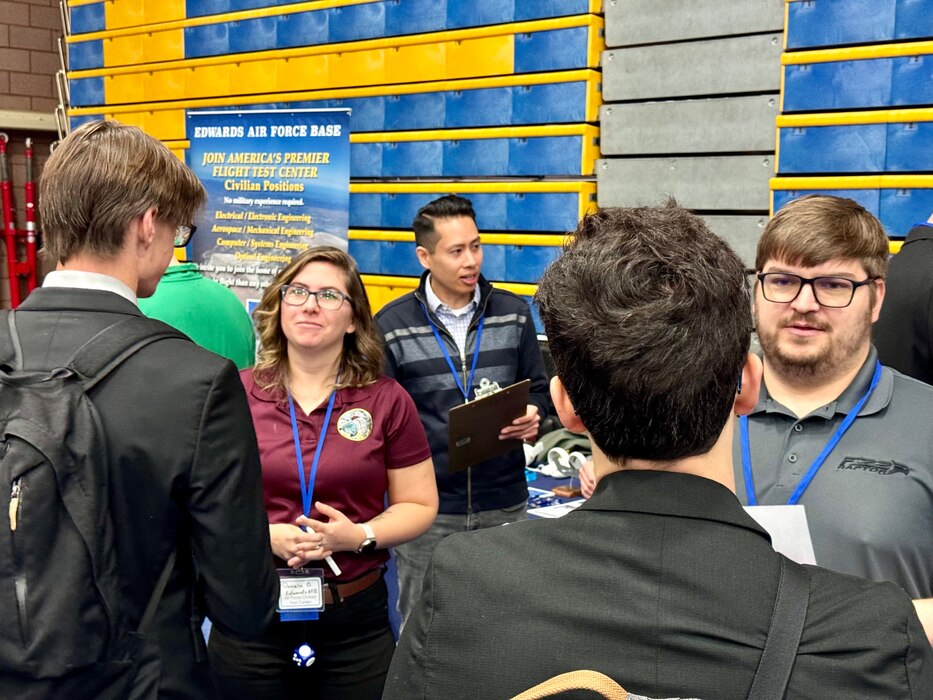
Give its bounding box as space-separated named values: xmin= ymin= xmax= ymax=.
xmin=597 ymin=0 xmax=785 ymax=267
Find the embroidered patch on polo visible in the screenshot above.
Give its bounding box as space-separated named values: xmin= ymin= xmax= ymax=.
xmin=337 ymin=408 xmax=373 ymax=442
xmin=837 ymin=457 xmax=911 ymax=476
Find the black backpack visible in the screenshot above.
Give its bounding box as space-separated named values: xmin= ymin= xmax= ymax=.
xmin=0 ymin=312 xmax=186 ymax=700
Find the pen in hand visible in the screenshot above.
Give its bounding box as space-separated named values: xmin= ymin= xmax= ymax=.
xmin=302 ymin=525 xmax=342 ymax=577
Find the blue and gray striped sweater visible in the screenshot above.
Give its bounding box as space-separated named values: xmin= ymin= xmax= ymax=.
xmin=375 ymin=273 xmax=550 ymax=514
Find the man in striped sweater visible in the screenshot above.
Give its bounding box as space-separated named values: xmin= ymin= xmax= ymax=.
xmin=375 ymin=194 xmax=550 ymax=625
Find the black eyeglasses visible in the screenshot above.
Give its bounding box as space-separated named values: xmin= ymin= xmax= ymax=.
xmin=757 ymin=272 xmax=876 ymax=308
xmin=280 ymin=285 xmax=350 ymax=310
xmin=174 ymin=224 xmax=197 ymax=248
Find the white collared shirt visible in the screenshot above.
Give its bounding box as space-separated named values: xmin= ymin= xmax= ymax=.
xmin=43 ymin=270 xmax=138 ymax=305
xmin=425 ymin=274 xmax=480 ymax=356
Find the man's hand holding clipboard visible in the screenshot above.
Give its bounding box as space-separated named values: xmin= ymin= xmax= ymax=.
xmin=447 ymin=379 xmax=534 ymax=472
xmin=498 ymin=402 xmax=541 ymax=442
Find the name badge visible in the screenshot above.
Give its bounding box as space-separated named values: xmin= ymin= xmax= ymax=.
xmin=277 ymin=568 xmax=325 ymax=621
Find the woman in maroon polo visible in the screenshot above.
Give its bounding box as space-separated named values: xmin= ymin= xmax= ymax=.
xmin=208 ymin=247 xmax=437 ymax=699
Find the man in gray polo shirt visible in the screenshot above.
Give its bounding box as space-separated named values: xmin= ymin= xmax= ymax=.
xmin=735 ymin=194 xmax=933 ymax=641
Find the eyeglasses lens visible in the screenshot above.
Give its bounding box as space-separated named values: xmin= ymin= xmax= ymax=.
xmin=762 ymin=274 xmax=855 ymax=308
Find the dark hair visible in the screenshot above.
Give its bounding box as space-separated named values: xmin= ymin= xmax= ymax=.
xmin=756 ymin=195 xmax=889 ymax=279
xmin=535 ymin=204 xmax=752 ymax=463
xmin=412 ymin=194 xmax=476 ymax=251
xmin=40 ymin=120 xmax=206 ymax=263
xmin=253 ymin=247 xmax=385 ymax=395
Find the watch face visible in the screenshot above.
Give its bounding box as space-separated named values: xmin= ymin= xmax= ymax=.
xmin=359 ymin=538 xmax=377 ymax=555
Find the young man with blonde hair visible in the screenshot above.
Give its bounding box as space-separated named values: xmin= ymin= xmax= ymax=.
xmin=9 ymin=120 xmax=277 ymax=697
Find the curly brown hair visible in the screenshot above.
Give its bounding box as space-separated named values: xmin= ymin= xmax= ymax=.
xmin=535 ymin=203 xmax=752 ymax=462
xmin=253 ymin=247 xmax=385 ymax=395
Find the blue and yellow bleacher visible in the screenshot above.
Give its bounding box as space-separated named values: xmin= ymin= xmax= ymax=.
xmin=774 ymin=0 xmax=933 ymax=237
xmin=772 ymin=175 xmax=933 ymax=238
xmin=69 ymin=70 xmax=601 ymax=140
xmin=67 ymin=10 xmax=603 ymax=106
xmin=784 ymin=0 xmax=933 ymax=50
xmin=349 ymin=182 xmax=596 ymax=234
xmin=350 ymin=125 xmax=600 ymax=178
xmin=66 ymin=0 xmax=602 ymax=319
xmin=778 ymin=109 xmax=933 ymax=174
xmin=70 ymin=1 xmax=601 ymax=70
xmin=97 ymin=122 xmax=599 ymax=180
xmin=70 ymin=0 xmax=598 ymax=35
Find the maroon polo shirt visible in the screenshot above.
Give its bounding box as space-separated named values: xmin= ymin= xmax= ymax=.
xmin=241 ymin=370 xmax=431 ymax=582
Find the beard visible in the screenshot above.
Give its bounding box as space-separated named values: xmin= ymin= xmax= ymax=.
xmin=755 ymin=305 xmax=874 ymax=385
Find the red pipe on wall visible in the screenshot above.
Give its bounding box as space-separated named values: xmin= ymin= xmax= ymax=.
xmin=23 ymin=138 xmax=37 ymax=294
xmin=0 ymin=133 xmax=21 ymax=307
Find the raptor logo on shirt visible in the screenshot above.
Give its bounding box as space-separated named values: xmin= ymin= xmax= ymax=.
xmin=837 ymin=457 xmax=911 ymax=476
xmin=337 ymin=408 xmax=373 ymax=442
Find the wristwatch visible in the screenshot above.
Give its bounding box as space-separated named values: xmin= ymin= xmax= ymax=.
xmin=356 ymin=523 xmax=377 ymax=554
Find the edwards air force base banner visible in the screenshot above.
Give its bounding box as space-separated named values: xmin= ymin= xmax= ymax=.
xmin=186 ymin=108 xmax=350 ymax=307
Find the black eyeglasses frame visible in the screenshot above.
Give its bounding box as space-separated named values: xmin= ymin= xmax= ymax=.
xmin=756 ymin=272 xmax=877 ymax=309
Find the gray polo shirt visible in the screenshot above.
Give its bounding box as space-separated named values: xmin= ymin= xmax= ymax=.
xmin=733 ymin=346 xmax=933 ymax=599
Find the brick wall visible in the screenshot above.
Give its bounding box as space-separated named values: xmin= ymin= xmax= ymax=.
xmin=0 ymin=0 xmax=62 ymax=113
xmin=0 ymin=0 xmax=61 ymax=307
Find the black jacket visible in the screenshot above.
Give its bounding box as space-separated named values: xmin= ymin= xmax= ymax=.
xmin=14 ymin=288 xmax=278 ymax=699
xmin=875 ymin=223 xmax=933 ymax=383
xmin=375 ymin=273 xmax=549 ymax=514
xmin=386 ymin=470 xmax=933 ymax=699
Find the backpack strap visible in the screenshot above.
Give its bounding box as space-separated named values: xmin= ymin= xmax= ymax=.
xmin=747 ymin=557 xmax=810 ymax=700
xmin=65 ymin=319 xmax=188 ymax=631
xmin=0 ymin=312 xmax=187 ymax=382
xmin=138 ymin=550 xmax=177 ymax=635
xmin=67 ymin=317 xmax=189 ymax=391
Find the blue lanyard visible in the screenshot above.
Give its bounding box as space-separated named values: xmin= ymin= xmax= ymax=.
xmin=740 ymin=361 xmax=882 ymax=506
xmin=421 ymin=304 xmax=485 ymax=402
xmin=288 ymin=388 xmax=337 ymax=518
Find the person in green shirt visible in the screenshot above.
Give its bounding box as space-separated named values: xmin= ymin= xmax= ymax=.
xmin=140 ymin=258 xmax=256 ymax=369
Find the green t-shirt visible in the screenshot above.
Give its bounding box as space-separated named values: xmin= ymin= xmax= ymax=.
xmin=139 ymin=263 xmax=255 ymax=370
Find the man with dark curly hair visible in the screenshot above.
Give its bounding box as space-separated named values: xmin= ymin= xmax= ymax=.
xmin=384 ymin=203 xmax=932 ymax=699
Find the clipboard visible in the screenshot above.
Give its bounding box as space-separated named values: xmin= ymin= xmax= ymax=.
xmin=447 ymin=379 xmax=531 ymax=473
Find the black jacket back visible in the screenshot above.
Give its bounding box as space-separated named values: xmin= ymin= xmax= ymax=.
xmin=12 ymin=288 xmax=278 ymax=699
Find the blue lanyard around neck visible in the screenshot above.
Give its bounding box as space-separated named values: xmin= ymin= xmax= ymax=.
xmin=740 ymin=360 xmax=883 ymax=506
xmin=288 ymin=387 xmax=338 ymax=518
xmin=421 ymin=304 xmax=484 ymax=402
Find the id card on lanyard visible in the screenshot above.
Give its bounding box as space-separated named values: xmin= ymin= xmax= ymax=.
xmin=277 ymin=566 xmax=325 ymax=621
xmin=421 ymin=304 xmax=485 ymax=402
xmin=740 ymin=361 xmax=883 ymax=506
xmin=276 ymin=388 xmax=338 ymax=622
